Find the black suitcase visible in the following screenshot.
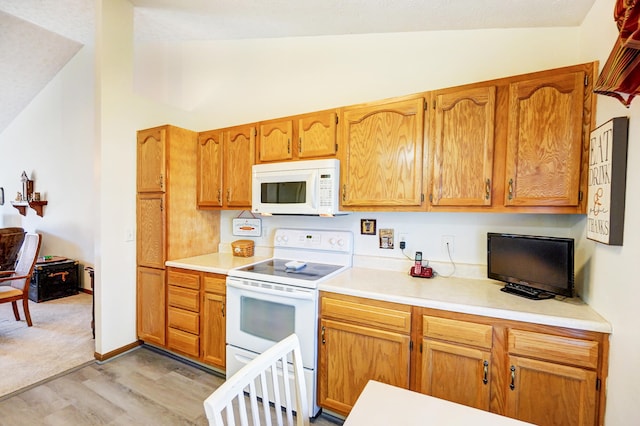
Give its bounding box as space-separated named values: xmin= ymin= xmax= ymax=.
xmin=29 ymin=258 xmax=79 ymax=302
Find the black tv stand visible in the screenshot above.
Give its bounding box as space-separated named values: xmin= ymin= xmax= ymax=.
xmin=501 ymin=283 xmax=555 ymax=300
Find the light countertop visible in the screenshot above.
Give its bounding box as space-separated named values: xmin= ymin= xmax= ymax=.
xmin=319 ymin=267 xmax=611 ymax=333
xmin=165 ymin=254 xmax=611 ymax=334
xmin=165 ymin=253 xmax=268 ymax=275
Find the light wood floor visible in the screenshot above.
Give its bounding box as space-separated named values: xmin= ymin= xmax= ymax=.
xmin=0 ymin=346 xmax=344 ymax=425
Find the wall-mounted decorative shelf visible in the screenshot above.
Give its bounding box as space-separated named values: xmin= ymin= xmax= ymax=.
xmin=11 ymin=200 xmax=48 ymax=217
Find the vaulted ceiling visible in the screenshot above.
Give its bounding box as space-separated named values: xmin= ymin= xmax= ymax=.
xmin=0 ymin=0 xmax=597 ymax=134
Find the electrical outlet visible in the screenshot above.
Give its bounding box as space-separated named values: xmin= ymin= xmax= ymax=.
xmin=441 ymin=235 xmax=454 ymax=255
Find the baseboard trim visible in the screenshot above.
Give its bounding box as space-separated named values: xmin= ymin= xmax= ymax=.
xmin=94 ymin=340 xmax=142 ymax=362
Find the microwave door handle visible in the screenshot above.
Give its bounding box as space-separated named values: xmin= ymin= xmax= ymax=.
xmin=227 ymin=280 xmax=316 ymax=301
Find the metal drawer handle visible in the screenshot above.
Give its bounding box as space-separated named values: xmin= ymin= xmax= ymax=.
xmin=510 ymin=365 xmax=516 ymax=390
xmin=483 ymin=360 xmax=489 ymax=384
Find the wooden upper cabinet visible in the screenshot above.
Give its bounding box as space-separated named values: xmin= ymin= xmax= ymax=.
xmin=298 ymin=110 xmax=338 ymax=159
xmin=340 ymin=96 xmax=425 ymax=209
xmin=137 ymin=127 xmax=166 ymax=193
xmin=136 ymin=193 xmax=166 ymax=269
xmin=505 ymin=71 xmax=586 ymax=208
xmin=224 ymin=124 xmax=255 ymax=208
xmin=256 ymin=110 xmax=338 ymax=163
xmin=259 ymin=119 xmax=293 ymax=162
xmin=197 ymin=130 xmax=224 ymax=208
xmin=430 ymin=86 xmax=496 ymax=207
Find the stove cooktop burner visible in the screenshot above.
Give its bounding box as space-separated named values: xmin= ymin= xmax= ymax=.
xmin=233 ymin=258 xmax=344 ymax=282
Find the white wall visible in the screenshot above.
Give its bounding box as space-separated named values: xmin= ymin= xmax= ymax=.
xmin=578 ymin=0 xmax=640 ymax=423
xmin=134 ymin=28 xmax=581 ymax=131
xmin=0 ymin=46 xmax=95 ymax=288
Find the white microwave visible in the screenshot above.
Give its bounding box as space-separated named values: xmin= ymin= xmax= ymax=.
xmin=251 ymin=159 xmax=343 ymax=216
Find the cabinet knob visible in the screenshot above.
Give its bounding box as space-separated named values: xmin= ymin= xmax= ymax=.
xmin=483 ymin=360 xmax=489 ymax=384
xmin=485 ymin=178 xmax=491 ymax=200
xmin=508 ymin=178 xmax=514 ymax=200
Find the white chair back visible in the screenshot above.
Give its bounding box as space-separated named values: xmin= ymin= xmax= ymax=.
xmin=204 ymin=334 xmax=309 ymax=426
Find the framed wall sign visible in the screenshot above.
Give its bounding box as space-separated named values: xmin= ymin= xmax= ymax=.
xmin=587 ymin=117 xmax=629 ymax=245
xmin=360 ymin=219 xmax=376 ymax=235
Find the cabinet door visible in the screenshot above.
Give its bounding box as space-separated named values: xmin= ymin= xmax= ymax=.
xmin=224 ymin=125 xmax=255 ymax=208
xmin=136 ymin=194 xmax=165 ymax=269
xmin=506 ymin=356 xmax=597 ymax=426
xmin=318 ymin=318 xmax=410 ymax=416
xmin=137 ymin=127 xmax=166 ymax=193
xmin=430 ymin=86 xmax=495 ymax=207
xmin=259 ymin=119 xmax=293 ymax=162
xmin=202 ymin=291 xmax=226 ymax=369
xmin=197 ymin=130 xmax=224 ymax=208
xmin=505 ymin=71 xmax=585 ymax=207
xmin=420 ymin=340 xmax=491 ymax=410
xmin=341 ymin=97 xmax=424 ymax=208
xmin=298 ymin=111 xmax=337 ymax=158
xmin=136 ymin=266 xmax=166 ymax=345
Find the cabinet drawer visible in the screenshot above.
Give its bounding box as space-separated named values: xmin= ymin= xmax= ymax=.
xmin=422 ymin=316 xmax=493 ymax=349
xmin=167 ymin=269 xmax=200 ymax=290
xmin=508 ymin=329 xmax=599 ymax=369
xmin=168 ymin=306 xmax=199 ymax=334
xmin=167 ymin=327 xmax=200 ymax=357
xmin=204 ymin=274 xmax=226 ymax=294
xmin=321 ymin=296 xmax=411 ymax=334
xmin=168 ymin=285 xmax=200 ymax=311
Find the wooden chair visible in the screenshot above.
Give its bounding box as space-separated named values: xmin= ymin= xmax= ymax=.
xmin=0 ymin=233 xmax=41 ymax=326
xmin=0 ymin=227 xmax=25 ymax=271
xmin=203 ymin=334 xmax=309 ymax=426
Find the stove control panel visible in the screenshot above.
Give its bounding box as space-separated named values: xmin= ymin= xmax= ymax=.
xmin=274 ymin=228 xmax=353 ymax=253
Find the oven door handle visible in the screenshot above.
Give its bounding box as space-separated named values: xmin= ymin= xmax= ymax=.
xmin=227 ymin=280 xmax=316 ymax=301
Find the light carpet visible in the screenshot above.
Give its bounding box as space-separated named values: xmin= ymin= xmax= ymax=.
xmin=0 ymin=293 xmax=95 ymax=398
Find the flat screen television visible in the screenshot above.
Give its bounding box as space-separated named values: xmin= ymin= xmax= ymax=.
xmin=487 ymin=232 xmax=574 ymax=300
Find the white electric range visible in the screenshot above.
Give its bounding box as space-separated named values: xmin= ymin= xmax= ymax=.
xmin=226 ymin=228 xmax=353 ymax=417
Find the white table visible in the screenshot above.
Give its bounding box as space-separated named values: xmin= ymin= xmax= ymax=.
xmin=343 ymin=380 xmax=534 ymax=426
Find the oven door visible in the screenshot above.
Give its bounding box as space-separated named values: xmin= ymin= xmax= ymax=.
xmin=226 ymin=277 xmax=318 ymax=369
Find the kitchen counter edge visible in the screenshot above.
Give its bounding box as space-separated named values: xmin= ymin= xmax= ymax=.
xmin=165 ymin=253 xmax=268 ymax=275
xmin=318 ymin=267 xmax=612 ymax=334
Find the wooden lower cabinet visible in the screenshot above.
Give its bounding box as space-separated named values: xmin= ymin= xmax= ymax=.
xmin=505 ymin=328 xmax=600 ymax=426
xmin=318 ymin=294 xmax=609 ymax=426
xmin=163 ymin=268 xmax=226 ymax=370
xmin=318 ymin=293 xmax=412 ymax=416
xmin=418 ymin=315 xmax=493 ymax=410
xmin=201 ymin=273 xmax=226 ymax=369
xmin=136 ymin=266 xmax=166 ymax=346
xmin=506 ymin=356 xmax=597 ymax=426
xmin=166 ymin=268 xmax=201 ymax=357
